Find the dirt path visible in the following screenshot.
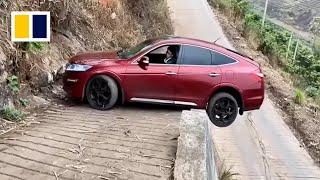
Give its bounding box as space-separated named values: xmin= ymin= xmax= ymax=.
xmin=168 ymin=0 xmax=320 ymax=179
xmin=0 ymin=104 xmax=180 ymax=179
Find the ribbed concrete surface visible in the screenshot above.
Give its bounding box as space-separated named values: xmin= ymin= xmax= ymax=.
xmin=0 ymin=105 xmax=180 ymax=179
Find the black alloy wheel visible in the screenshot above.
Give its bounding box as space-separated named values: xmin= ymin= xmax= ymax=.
xmin=207 ymin=92 xmax=238 ymax=127
xmin=86 ymin=75 xmax=118 ymax=110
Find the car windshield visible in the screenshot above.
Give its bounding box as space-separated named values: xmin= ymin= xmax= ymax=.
xmin=119 ymin=39 xmax=155 ymax=59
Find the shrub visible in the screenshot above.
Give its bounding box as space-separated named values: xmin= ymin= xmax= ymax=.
xmin=305 ymin=86 xmax=320 ymax=97
xmin=294 ymin=89 xmax=305 ymax=105
xmin=7 ymin=75 xmax=20 ymax=93
xmin=2 ymin=106 xmax=24 ymax=122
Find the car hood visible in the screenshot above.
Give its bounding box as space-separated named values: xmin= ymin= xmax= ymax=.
xmin=69 ymin=51 xmax=120 ymax=65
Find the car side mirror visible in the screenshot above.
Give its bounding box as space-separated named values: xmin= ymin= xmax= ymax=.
xmin=138 ymin=56 xmax=149 ymax=65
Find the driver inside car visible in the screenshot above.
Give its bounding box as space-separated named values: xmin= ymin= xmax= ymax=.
xmin=164 ymin=46 xmax=178 ymax=64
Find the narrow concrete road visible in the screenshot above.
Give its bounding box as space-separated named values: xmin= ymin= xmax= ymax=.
xmin=0 ymin=105 xmax=180 ymax=179
xmin=167 ymin=0 xmax=320 ymax=179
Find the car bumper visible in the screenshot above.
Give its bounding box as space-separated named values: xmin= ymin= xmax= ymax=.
xmin=243 ymin=81 xmax=265 ymax=111
xmin=243 ymin=95 xmax=264 ymax=111
xmin=63 ymin=71 xmax=90 ymax=100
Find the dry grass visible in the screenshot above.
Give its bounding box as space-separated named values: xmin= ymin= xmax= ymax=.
xmin=123 ymin=0 xmax=173 ymax=38
xmin=218 ymin=160 xmax=239 ymax=180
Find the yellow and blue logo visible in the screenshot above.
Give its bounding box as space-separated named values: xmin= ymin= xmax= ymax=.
xmin=11 ymin=11 xmax=50 ymax=42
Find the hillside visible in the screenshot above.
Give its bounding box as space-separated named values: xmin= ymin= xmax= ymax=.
xmin=0 ymin=0 xmax=173 ymax=122
xmin=247 ymin=0 xmax=320 ymax=31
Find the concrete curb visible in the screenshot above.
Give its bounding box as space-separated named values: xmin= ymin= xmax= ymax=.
xmin=174 ymin=110 xmax=218 ymax=180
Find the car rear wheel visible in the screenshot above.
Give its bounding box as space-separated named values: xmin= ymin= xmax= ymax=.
xmin=86 ymin=75 xmax=118 ymax=110
xmin=207 ymin=92 xmax=238 ymax=127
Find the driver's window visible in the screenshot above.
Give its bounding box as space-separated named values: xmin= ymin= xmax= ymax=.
xmin=145 ymin=45 xmax=180 ymax=64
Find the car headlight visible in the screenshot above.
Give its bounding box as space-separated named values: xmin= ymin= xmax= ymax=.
xmin=66 ymin=64 xmax=93 ymax=72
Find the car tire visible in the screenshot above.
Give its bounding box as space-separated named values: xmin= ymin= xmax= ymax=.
xmin=207 ymin=92 xmax=238 ymax=127
xmin=86 ymin=75 xmax=118 ymax=110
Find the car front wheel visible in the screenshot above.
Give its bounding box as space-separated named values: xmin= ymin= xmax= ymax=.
xmin=86 ymin=75 xmax=118 ymax=110
xmin=207 ymin=92 xmax=238 ymax=127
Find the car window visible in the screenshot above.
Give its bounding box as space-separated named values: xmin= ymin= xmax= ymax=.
xmin=181 ymin=45 xmax=212 ymax=65
xmin=146 ymin=45 xmax=180 ymax=64
xmin=123 ymin=39 xmax=155 ymax=58
xmin=211 ymin=51 xmax=237 ymax=65
xmin=149 ymin=46 xmax=168 ymax=54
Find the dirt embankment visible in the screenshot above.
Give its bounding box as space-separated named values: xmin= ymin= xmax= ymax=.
xmin=211 ymin=7 xmax=320 ymax=164
xmin=0 ymin=0 xmax=173 ymax=131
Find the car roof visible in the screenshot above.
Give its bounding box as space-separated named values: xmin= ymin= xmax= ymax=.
xmin=155 ymin=36 xmax=233 ymax=52
xmin=153 ymin=36 xmax=231 ymax=55
xmin=153 ymin=36 xmax=257 ymax=65
xmin=155 ymin=35 xmax=213 ymax=46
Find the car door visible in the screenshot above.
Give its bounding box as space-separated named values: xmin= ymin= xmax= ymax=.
xmin=123 ymin=45 xmax=181 ymax=102
xmin=175 ymin=45 xmax=222 ymax=107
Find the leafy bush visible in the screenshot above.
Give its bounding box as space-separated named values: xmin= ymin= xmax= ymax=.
xmin=7 ymin=75 xmax=20 ymax=93
xmin=294 ymin=89 xmax=305 ymax=105
xmin=305 ymin=86 xmax=320 ymax=97
xmin=2 ymin=106 xmax=24 ymax=122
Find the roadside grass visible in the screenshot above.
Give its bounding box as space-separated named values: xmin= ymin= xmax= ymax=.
xmin=2 ymin=106 xmax=24 ymax=122
xmin=294 ymin=89 xmax=305 ymax=105
xmin=218 ymin=161 xmax=239 ymax=180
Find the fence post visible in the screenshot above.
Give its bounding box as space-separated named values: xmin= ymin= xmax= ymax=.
xmin=286 ymin=32 xmax=293 ymax=60
xmin=261 ymin=0 xmax=269 ymax=29
xmin=293 ymin=41 xmax=299 ymax=61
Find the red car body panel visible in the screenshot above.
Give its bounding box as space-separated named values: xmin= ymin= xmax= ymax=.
xmin=63 ymin=37 xmax=264 ymax=112
xmin=124 ymin=64 xmax=179 ymax=100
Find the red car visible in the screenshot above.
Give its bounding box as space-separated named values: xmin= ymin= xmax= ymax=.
xmin=63 ymin=36 xmax=264 ymax=127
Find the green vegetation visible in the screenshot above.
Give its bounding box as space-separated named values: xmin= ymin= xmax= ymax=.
xmin=19 ymin=98 xmax=29 ymax=107
xmin=7 ymin=75 xmax=20 ymax=93
xmin=4 ymin=76 xmax=28 ymax=121
xmin=294 ymin=89 xmax=305 ymax=105
xmin=220 ymin=168 xmax=239 ymax=180
xmin=211 ymin=0 xmax=320 ymax=103
xmin=2 ymin=106 xmax=24 ymax=122
xmin=218 ymin=161 xmax=239 ymax=180
xmin=27 ymin=42 xmax=47 ymax=53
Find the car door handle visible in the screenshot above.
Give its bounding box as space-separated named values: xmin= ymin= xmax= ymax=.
xmin=209 ymin=73 xmax=221 ymax=77
xmin=166 ymin=71 xmax=177 ymax=75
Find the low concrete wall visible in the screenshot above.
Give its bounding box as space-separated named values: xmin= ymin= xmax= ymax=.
xmin=174 ymin=110 xmax=218 ymax=180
